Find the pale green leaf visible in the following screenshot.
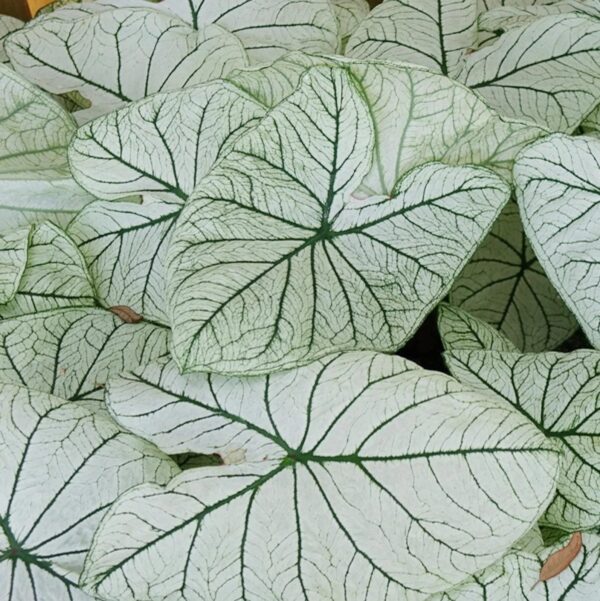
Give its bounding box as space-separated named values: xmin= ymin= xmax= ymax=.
xmin=0 ymin=15 xmax=22 ymax=65
xmin=84 ymin=351 xmax=559 ymax=600
xmin=0 ymin=222 xmax=95 ymax=319
xmin=445 ymin=349 xmax=600 ymax=530
xmin=450 ymin=202 xmax=578 ymax=351
xmin=0 ymin=308 xmax=169 ymax=400
xmin=437 ymin=303 xmax=518 ymax=352
xmin=346 ymin=0 xmax=478 ymax=76
xmin=331 ymin=0 xmax=370 ymax=50
xmin=459 ymin=15 xmax=600 ymax=132
xmin=0 ymin=383 xmax=179 ymax=601
xmin=429 ymin=533 xmax=600 ymax=600
xmin=5 ymin=8 xmax=248 ymax=122
xmin=0 ymin=63 xmax=74 ymax=177
xmin=0 ymin=227 xmax=30 ymax=305
xmin=582 ymin=103 xmax=600 ymax=135
xmin=514 ymin=134 xmax=600 ymax=349
xmin=168 ymin=66 xmax=510 ymax=374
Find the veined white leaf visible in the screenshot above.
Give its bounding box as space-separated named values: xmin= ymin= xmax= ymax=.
xmin=0 ymin=15 xmax=22 ymax=64
xmin=0 ymin=222 xmax=95 ymax=319
xmin=87 ymin=351 xmax=559 ymax=600
xmin=0 ymin=63 xmax=74 ymax=178
xmin=514 ymin=134 xmax=600 ymax=349
xmin=445 ymin=349 xmax=600 ymax=530
xmin=478 ymin=0 xmax=562 ymax=12
xmin=0 ymin=177 xmax=95 ymax=234
xmin=582 ymin=103 xmax=600 ymax=135
xmin=67 ymin=200 xmax=180 ymax=325
xmin=0 ymin=307 xmax=169 ymax=401
xmin=459 ymin=15 xmax=600 ymax=132
xmin=168 ymin=66 xmax=510 ymax=374
xmin=430 ymin=532 xmax=600 ymax=600
xmin=69 ymin=82 xmax=266 ymax=202
xmin=0 ymin=383 xmax=179 ymax=601
xmin=479 ymin=1 xmax=600 ymax=34
xmin=331 ymin=0 xmax=370 ymax=50
xmin=437 ymin=303 xmax=518 ymax=352
xmin=346 ymin=0 xmax=478 ymax=77
xmin=0 ymin=227 xmax=30 ymax=305
xmin=450 ymin=202 xmax=578 ymax=351
xmin=154 ymin=0 xmax=338 ymax=63
xmin=229 ymin=56 xmax=547 ymax=194
xmin=5 ymin=8 xmax=248 ymax=122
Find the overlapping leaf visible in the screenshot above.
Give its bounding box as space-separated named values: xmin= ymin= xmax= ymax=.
xmin=5 ymin=8 xmax=248 ymax=122
xmin=346 ymin=0 xmax=478 ymax=76
xmin=168 ymin=66 xmax=510 ymax=374
xmin=0 ymin=383 xmax=179 ymax=601
xmin=459 ymin=15 xmax=600 ymax=132
xmin=0 ymin=222 xmax=95 ymax=319
xmin=514 ymin=134 xmax=600 ymax=349
xmin=450 ymin=202 xmax=578 ymax=351
xmin=445 ymin=349 xmax=600 ymax=530
xmin=331 ymin=0 xmax=369 ymax=50
xmin=437 ymin=303 xmax=518 ymax=352
xmin=82 ymin=351 xmax=560 ymax=600
xmin=0 ymin=308 xmax=169 ymax=401
xmin=0 ymin=15 xmax=22 ymax=64
xmin=0 ymin=227 xmax=30 ymax=305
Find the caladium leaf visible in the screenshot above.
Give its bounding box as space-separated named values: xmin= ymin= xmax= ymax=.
xmin=430 ymin=532 xmax=600 ymax=600
xmin=0 ymin=15 xmax=22 ymax=64
xmin=0 ymin=383 xmax=179 ymax=601
xmin=0 ymin=63 xmax=74 ymax=178
xmin=0 ymin=308 xmax=169 ymax=401
xmin=445 ymin=349 xmax=600 ymax=530
xmin=346 ymin=0 xmax=478 ymax=76
xmin=459 ymin=15 xmax=600 ymax=132
xmin=5 ymin=8 xmax=248 ymax=122
xmin=437 ymin=303 xmax=518 ymax=352
xmin=450 ymin=202 xmax=578 ymax=351
xmin=514 ymin=134 xmax=600 ymax=349
xmin=0 ymin=227 xmax=30 ymax=305
xmin=331 ymin=0 xmax=370 ymax=50
xmin=153 ymin=0 xmax=338 ymax=63
xmin=168 ymin=66 xmax=510 ymax=374
xmin=87 ymin=351 xmax=559 ymax=601
xmin=582 ymin=103 xmax=600 ymax=136
xmin=0 ymin=222 xmax=95 ymax=319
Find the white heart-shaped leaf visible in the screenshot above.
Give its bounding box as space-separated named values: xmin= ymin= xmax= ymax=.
xmin=0 ymin=308 xmax=169 ymax=400
xmin=430 ymin=532 xmax=600 ymax=600
xmin=0 ymin=222 xmax=95 ymax=319
xmin=346 ymin=0 xmax=478 ymax=76
xmin=0 ymin=15 xmax=22 ymax=64
xmin=445 ymin=349 xmax=600 ymax=530
xmin=6 ymin=8 xmax=248 ymax=122
xmin=84 ymin=351 xmax=559 ymax=600
xmin=168 ymin=66 xmax=510 ymax=374
xmin=514 ymin=134 xmax=600 ymax=348
xmin=459 ymin=15 xmax=600 ymax=132
xmin=0 ymin=383 xmax=179 ymax=601
xmin=450 ymin=202 xmax=578 ymax=351
xmin=437 ymin=303 xmax=519 ymax=352
xmin=0 ymin=227 xmax=30 ymax=305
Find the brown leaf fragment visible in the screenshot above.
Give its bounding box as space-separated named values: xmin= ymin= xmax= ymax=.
xmin=533 ymin=532 xmax=583 ymax=589
xmin=109 ymin=305 xmax=143 ymax=324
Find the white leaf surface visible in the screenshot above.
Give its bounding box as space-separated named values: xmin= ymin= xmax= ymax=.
xmin=0 ymin=63 xmax=74 ymax=178
xmin=514 ymin=134 xmax=600 ymax=348
xmin=168 ymin=66 xmax=510 ymax=374
xmin=0 ymin=308 xmax=169 ymax=400
xmin=0 ymin=227 xmax=30 ymax=305
xmin=6 ymin=8 xmax=248 ymax=121
xmin=430 ymin=532 xmax=600 ymax=600
xmin=0 ymin=383 xmax=179 ymax=601
xmin=331 ymin=0 xmax=369 ymax=50
xmin=0 ymin=15 xmax=22 ymax=64
xmin=450 ymin=202 xmax=578 ymax=351
xmin=459 ymin=15 xmax=600 ymax=132
xmin=445 ymin=349 xmax=600 ymax=530
xmin=156 ymin=0 xmax=338 ymax=63
xmin=0 ymin=222 xmax=95 ymax=319
xmin=84 ymin=351 xmax=559 ymax=600
xmin=437 ymin=303 xmax=518 ymax=352
xmin=346 ymin=0 xmax=478 ymax=76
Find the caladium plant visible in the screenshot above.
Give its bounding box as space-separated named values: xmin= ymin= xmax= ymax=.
xmin=0 ymin=0 xmax=599 ymax=599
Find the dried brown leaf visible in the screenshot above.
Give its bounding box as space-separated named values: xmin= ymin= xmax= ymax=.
xmin=533 ymin=532 xmax=582 ymax=589
xmin=109 ymin=305 xmax=143 ymax=324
